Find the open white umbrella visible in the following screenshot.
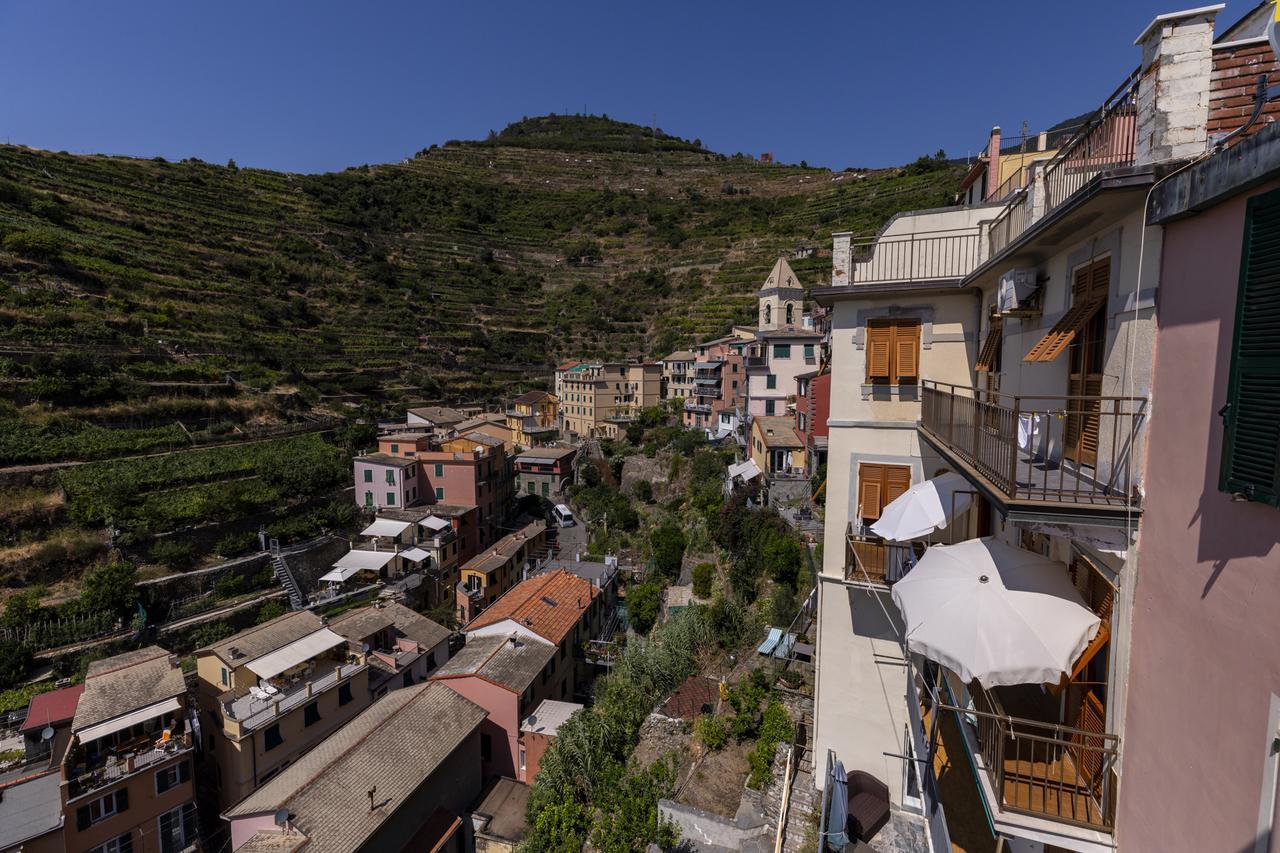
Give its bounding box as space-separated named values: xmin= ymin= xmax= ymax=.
xmin=891 ymin=537 xmax=1100 ymax=688
xmin=870 ymin=472 xmax=972 ymax=542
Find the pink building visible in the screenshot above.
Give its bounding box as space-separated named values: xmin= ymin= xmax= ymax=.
xmin=354 ymin=453 xmax=421 ymax=510
xmin=683 ymin=335 xmax=747 ymax=433
xmin=795 ymin=370 xmax=830 ymax=475
xmin=1117 ymin=121 xmax=1280 ymax=851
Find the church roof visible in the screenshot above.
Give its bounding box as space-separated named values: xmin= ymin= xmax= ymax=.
xmin=758 ymin=257 xmax=805 ymax=294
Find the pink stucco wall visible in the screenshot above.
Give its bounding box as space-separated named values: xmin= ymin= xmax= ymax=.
xmin=230 ymin=813 xmax=280 ymax=850
xmin=432 ymin=675 xmax=518 ymax=781
xmin=1117 ymin=179 xmax=1280 ymax=851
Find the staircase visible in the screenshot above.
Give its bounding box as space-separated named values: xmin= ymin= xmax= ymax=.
xmin=781 ymin=705 xmax=818 ymax=853
xmin=272 ymin=553 xmax=305 ymax=610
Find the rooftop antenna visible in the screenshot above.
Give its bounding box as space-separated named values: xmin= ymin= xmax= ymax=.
xmin=367 ymin=785 xmax=378 ymax=812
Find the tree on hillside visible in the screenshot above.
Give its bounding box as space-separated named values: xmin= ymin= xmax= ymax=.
xmin=628 ymin=580 xmax=662 ymax=634
xmin=79 ymin=561 xmax=138 ymax=618
xmin=650 ymin=523 xmax=686 ymax=579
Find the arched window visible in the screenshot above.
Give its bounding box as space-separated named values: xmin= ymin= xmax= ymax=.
xmin=785 ymin=303 xmax=794 ymax=325
xmin=763 ymin=304 xmax=772 ymax=325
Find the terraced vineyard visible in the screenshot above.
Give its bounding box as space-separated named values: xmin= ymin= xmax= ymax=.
xmin=0 ymin=115 xmax=958 ymax=589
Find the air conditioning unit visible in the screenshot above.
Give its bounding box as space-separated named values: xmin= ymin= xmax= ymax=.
xmin=997 ymin=268 xmax=1040 ymax=316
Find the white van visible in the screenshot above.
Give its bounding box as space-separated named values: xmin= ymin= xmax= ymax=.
xmin=552 ymin=504 xmax=575 ymax=527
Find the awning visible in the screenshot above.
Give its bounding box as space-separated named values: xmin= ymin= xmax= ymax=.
xmin=420 ymin=516 xmax=451 ymax=532
xmin=76 ymin=696 xmax=182 ymax=744
xmin=332 ymin=549 xmax=399 ymax=572
xmin=245 ymin=629 xmax=347 ymax=680
xmin=728 ymin=459 xmax=762 ymax=481
xmin=361 ymin=518 xmax=411 ymax=538
xmin=400 ymin=547 xmax=431 ymax=563
xmin=320 ymin=566 xmax=361 ymax=583
xmin=870 ymin=472 xmax=972 ymax=542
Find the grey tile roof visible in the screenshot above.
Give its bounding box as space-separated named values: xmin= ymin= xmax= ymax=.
xmin=355 ymin=452 xmax=418 ymax=468
xmin=329 ymin=603 xmax=449 ymax=652
xmin=406 ymin=406 xmax=466 ymax=424
xmin=431 ymin=634 xmax=554 ymax=693
xmin=471 ymin=777 xmax=530 ymax=842
xmin=224 ymin=682 xmax=486 ymax=853
xmin=73 ymin=646 xmax=185 ymax=732
xmin=0 ymin=770 xmax=63 ymax=848
xmin=200 ymin=610 xmax=324 ymax=666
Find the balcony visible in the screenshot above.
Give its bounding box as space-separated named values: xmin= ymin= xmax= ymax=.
xmin=919 ymin=381 xmax=1145 ymax=525
xmin=847 ymin=226 xmax=983 ymax=284
xmin=989 ymin=68 xmax=1140 ymax=259
xmin=225 ymin=660 xmax=366 ymax=731
xmin=937 ymin=679 xmax=1119 ymax=835
xmin=684 ymin=402 xmax=712 ymax=414
xmin=844 ymin=528 xmax=926 ymax=586
xmin=67 ymin=733 xmax=193 ymax=800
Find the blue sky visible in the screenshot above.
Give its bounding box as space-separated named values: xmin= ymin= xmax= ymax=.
xmin=0 ymin=1 xmax=1253 ymax=173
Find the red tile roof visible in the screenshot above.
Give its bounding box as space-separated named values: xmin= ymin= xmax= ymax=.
xmin=464 ymin=570 xmax=599 ymax=645
xmin=20 ymin=683 xmax=84 ymax=733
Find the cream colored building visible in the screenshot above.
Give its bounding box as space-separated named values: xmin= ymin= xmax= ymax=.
xmin=557 ymin=362 xmax=662 ymax=439
xmin=660 ymin=350 xmax=697 ymax=400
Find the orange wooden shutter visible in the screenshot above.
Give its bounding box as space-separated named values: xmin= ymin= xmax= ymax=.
xmin=975 ymin=317 xmax=1003 ymax=372
xmin=1023 ymin=298 xmax=1104 ymax=363
xmin=884 ymin=465 xmax=912 ymax=506
xmin=894 ymin=323 xmax=920 ymax=382
xmin=866 ymin=324 xmax=891 ymax=381
xmin=859 ymin=464 xmax=883 ymax=520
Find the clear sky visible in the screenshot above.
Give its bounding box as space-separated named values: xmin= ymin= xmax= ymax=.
xmin=0 ymin=1 xmax=1252 ymax=173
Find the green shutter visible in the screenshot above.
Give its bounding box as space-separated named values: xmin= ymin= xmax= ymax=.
xmin=1220 ymin=188 xmax=1280 ymax=506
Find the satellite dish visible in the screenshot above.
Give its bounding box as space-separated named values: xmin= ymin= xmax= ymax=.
xmin=41 ymin=726 xmax=54 ymax=741
xmin=361 ymin=642 xmax=370 ymax=654
xmin=274 ymin=808 xmax=289 ymax=827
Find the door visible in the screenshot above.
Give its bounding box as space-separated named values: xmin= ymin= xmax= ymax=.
xmin=1065 ymin=261 xmax=1109 ymax=467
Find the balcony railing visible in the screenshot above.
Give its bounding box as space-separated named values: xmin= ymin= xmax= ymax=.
xmin=848 ymin=227 xmax=983 ymax=285
xmin=938 ymin=680 xmax=1119 ymax=831
xmin=988 ymin=68 xmax=1141 ymax=258
xmin=67 ymin=734 xmax=193 ymax=800
xmin=919 ymin=381 xmax=1145 ymax=509
xmin=744 ymin=355 xmax=768 ymax=367
xmin=228 ymin=662 xmax=366 ymax=731
xmin=683 ymin=402 xmax=712 ymax=414
xmin=844 ymin=528 xmax=926 ymax=585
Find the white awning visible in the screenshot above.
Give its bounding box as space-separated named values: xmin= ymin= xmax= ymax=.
xmin=400 ymin=547 xmax=432 ymax=563
xmin=361 ymin=518 xmax=412 ymax=538
xmin=320 ymin=566 xmax=361 ymax=583
xmin=728 ymin=459 xmax=761 ymax=481
xmin=245 ymin=629 xmax=347 ymax=681
xmin=76 ymin=696 xmax=182 ymax=744
xmin=332 ymin=549 xmax=399 ymax=571
xmin=419 ymin=516 xmax=451 ymax=532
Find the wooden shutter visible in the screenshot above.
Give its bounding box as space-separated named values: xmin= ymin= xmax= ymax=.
xmin=1221 ymin=188 xmax=1280 ymax=505
xmin=975 ymin=317 xmax=1003 ymax=372
xmin=859 ymin=464 xmax=883 ymax=520
xmin=1024 ymin=297 xmax=1105 ymax=362
xmin=865 ymin=324 xmax=892 ymax=381
xmin=76 ymin=805 xmax=90 ymax=832
xmin=115 ymin=787 xmax=129 ymax=813
xmin=895 ymin=323 xmax=920 ymax=382
xmin=884 ymin=465 xmax=912 ymax=506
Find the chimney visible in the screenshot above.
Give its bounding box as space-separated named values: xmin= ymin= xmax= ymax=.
xmin=984 ymin=126 xmax=1001 ymax=201
xmin=1134 ymin=6 xmax=1218 ymax=163
xmin=1037 ymin=130 xmax=1048 ymax=152
xmin=830 ymin=232 xmax=851 ymax=288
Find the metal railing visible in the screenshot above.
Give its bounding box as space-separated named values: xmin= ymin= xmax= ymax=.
xmin=990 ymin=166 xmax=1029 ymax=202
xmin=939 ymin=681 xmax=1119 ymax=831
xmin=232 ymin=662 xmax=366 ymax=730
xmin=988 ymin=68 xmax=1141 ymax=258
xmin=67 ymin=735 xmax=193 ymax=800
xmin=844 ymin=527 xmax=925 ymax=585
xmin=919 ymin=381 xmax=1145 ymax=508
xmin=848 ymin=227 xmax=983 ymax=284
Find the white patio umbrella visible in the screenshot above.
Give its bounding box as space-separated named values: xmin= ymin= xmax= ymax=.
xmin=869 ymin=472 xmax=972 ymax=542
xmin=891 ymin=537 xmax=1101 ymax=688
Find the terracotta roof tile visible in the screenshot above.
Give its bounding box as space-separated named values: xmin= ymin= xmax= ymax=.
xmin=463 ymin=570 xmax=599 ymax=645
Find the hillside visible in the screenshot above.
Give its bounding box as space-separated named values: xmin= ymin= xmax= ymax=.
xmin=0 ymin=115 xmax=958 ymax=595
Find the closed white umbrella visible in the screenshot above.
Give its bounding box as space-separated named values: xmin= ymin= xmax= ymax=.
xmin=870 ymin=472 xmax=972 ymax=542
xmin=891 ymin=537 xmax=1100 ymax=688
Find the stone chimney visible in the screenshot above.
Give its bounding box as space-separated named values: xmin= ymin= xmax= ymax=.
xmin=985 ymin=126 xmax=1001 ymax=201
xmin=1134 ymin=5 xmax=1221 ymax=164
xmin=831 ymin=232 xmax=851 ymax=288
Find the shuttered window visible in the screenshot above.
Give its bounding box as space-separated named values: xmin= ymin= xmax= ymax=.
xmin=858 ymin=463 xmax=912 ymax=521
xmin=975 ymin=317 xmax=1003 ymax=372
xmin=1220 ymin=187 xmax=1280 ymax=506
xmin=865 ymin=320 xmax=921 ymax=383
xmin=1024 ymin=259 xmax=1109 ymax=363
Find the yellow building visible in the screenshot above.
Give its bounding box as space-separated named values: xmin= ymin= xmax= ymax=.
xmin=457 ymin=520 xmax=547 ymax=623
xmin=557 ymin=362 xmax=663 ymax=439
xmin=750 ymin=415 xmax=804 ymax=477
xmin=505 ymin=390 xmax=560 ymax=448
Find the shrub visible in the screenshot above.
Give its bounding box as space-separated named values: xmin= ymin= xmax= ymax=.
xmin=0 ymin=640 xmax=32 ymax=691
xmin=255 ymin=600 xmax=287 ymax=624
xmin=79 ymin=561 xmax=138 ymax=617
xmin=149 ymin=539 xmax=195 ymax=570
xmin=189 ymin=622 xmax=233 ymax=649
xmin=627 ymin=579 xmax=662 ymax=634
xmin=692 ymin=562 xmax=714 ymax=598
xmin=632 ymin=480 xmax=653 ymax=503
xmin=694 ymin=714 xmax=728 ymax=751
xmin=2 ymin=229 xmax=64 ymax=260
xmin=748 ymin=698 xmax=794 ymax=789
xmin=213 ymin=573 xmax=246 ymax=599
xmin=215 ymin=531 xmax=258 ymax=558
xmin=649 ymin=522 xmax=686 ymax=579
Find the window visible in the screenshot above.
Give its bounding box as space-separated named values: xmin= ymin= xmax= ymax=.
xmin=481 ymin=732 xmax=492 ymax=762
xmin=304 ymin=702 xmax=321 ymax=727
xmin=220 ymin=667 xmax=229 ymax=687
xmin=155 ymin=759 xmax=191 ymax=794
xmin=865 ymin=319 xmax=921 ymax=383
xmin=435 ymin=487 xmax=444 ymax=501
xmin=264 ymin=724 xmax=283 ymax=751
xmin=390 ymin=444 xmax=399 ymax=454
xmin=766 ymin=374 xmax=777 ymax=390
xmin=405 ymin=467 xmax=414 ymax=480
xmin=435 ymin=463 xmax=444 ymax=477
xmin=1025 ymin=261 xmax=1109 ymax=364
xmin=386 ymin=492 xmax=396 ymax=506
xmin=363 ymin=469 xmax=372 ymax=483
xmin=426 ymin=650 xmax=437 ymax=669
xmin=519 ymin=746 xmax=527 ymax=774
xmin=858 ymin=463 xmax=912 ymax=522
xmin=804 ymin=343 xmax=815 ymax=361
xmin=156 ymin=802 xmax=196 ymax=853
xmin=77 ymin=790 xmax=126 ymax=830
xmin=763 ymin=304 xmax=772 ymax=325
xmin=527 ymin=481 xmax=535 ymax=494
xmin=786 ymin=303 xmax=795 ymax=325
xmin=765 ymin=400 xmax=776 ymax=416
xmin=1220 ymin=188 xmax=1280 ymax=504
xmin=541 ymin=482 xmax=549 ymax=497
xmin=339 ymin=682 xmax=353 ymax=706
xmin=773 ymin=344 xmax=791 ymax=359
xmin=91 ymin=834 xmax=133 ymax=853
xmin=798 ymin=413 xmax=807 ymax=432
xmin=403 ymin=671 xmax=413 ymax=689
